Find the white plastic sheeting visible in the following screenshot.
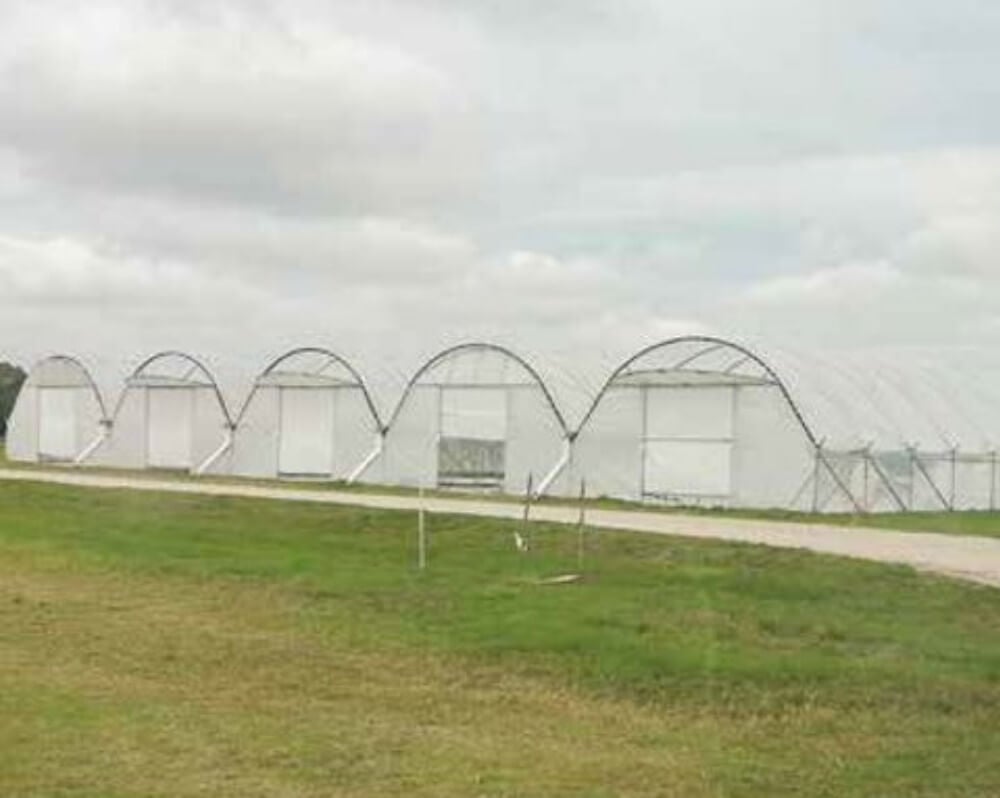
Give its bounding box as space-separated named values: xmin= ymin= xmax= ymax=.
xmin=6 ymin=356 xmax=108 ymax=464
xmin=38 ymin=389 xmax=81 ymax=460
xmin=89 ymin=352 xmax=233 ymax=473
xmin=146 ymin=389 xmax=194 ymax=469
xmin=366 ymin=344 xmax=568 ymax=493
xmin=7 ymin=337 xmax=1000 ymax=513
xmin=226 ymin=348 xmax=382 ymax=481
xmin=278 ymin=389 xmax=335 ymax=476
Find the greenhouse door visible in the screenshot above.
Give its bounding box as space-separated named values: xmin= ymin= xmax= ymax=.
xmin=38 ymin=388 xmax=78 ymax=461
xmin=147 ymin=389 xmax=193 ymax=469
xmin=278 ymin=389 xmax=334 ymax=477
xmin=642 ymin=386 xmax=734 ymax=503
xmin=438 ymin=389 xmax=506 ymax=488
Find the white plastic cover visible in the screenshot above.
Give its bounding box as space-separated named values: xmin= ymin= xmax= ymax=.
xmin=278 ymin=388 xmax=334 ymax=475
xmin=146 ymin=389 xmax=193 ymax=469
xmin=440 ymin=388 xmax=506 ymax=441
xmin=644 ymin=440 xmax=732 ymax=498
xmin=38 ymin=388 xmax=79 ymax=460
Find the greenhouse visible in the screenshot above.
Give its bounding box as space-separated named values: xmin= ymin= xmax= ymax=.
xmin=224 ymin=347 xmax=383 ymax=480
xmin=562 ymin=336 xmax=1000 ymax=512
xmin=6 ymin=337 xmax=1000 ymax=513
xmin=6 ymin=355 xmax=109 ymax=464
xmin=89 ymin=352 xmax=234 ymax=473
xmin=361 ymin=343 xmax=571 ymax=493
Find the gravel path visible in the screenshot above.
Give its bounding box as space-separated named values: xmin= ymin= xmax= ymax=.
xmin=3 ymin=467 xmax=999 ymax=588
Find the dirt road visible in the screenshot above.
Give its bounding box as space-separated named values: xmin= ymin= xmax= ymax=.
xmin=2 ymin=468 xmax=998 ymax=588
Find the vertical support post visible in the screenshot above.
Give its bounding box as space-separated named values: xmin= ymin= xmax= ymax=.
xmin=862 ymin=448 xmax=870 ymax=513
xmin=990 ymin=451 xmax=997 ymax=513
xmin=811 ymin=443 xmax=821 ymax=514
xmin=577 ymin=479 xmax=587 ymax=571
xmin=950 ymin=446 xmax=958 ymax=512
xmin=417 ymin=484 xmax=427 ymax=571
xmin=639 ymin=386 xmax=649 ymax=500
xmin=909 ymin=446 xmax=916 ymax=510
xmin=521 ymin=472 xmax=534 ymax=552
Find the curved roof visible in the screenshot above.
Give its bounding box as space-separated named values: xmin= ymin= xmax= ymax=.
xmin=117 ymin=350 xmax=234 ymax=427
xmin=237 ymin=346 xmax=383 ymax=429
xmin=386 ymin=342 xmax=570 ymax=435
xmin=580 ymin=335 xmax=1000 ymax=453
xmin=24 ymin=354 xmax=109 ymax=420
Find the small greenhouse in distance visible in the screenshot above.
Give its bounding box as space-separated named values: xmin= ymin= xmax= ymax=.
xmin=364 ymin=343 xmax=570 ymax=493
xmin=226 ymin=348 xmax=383 ymax=480
xmin=564 ymin=336 xmax=1000 ymax=513
xmin=90 ymin=352 xmax=233 ymax=473
xmin=6 ymin=355 xmax=108 ymax=464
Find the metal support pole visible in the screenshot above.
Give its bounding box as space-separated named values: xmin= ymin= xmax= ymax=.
xmin=950 ymin=447 xmax=958 ymax=512
xmin=417 ymin=485 xmax=427 ymax=571
xmin=862 ymin=449 xmax=870 ymax=513
xmin=990 ymin=451 xmax=998 ymax=512
xmin=520 ymin=472 xmax=534 ymax=552
xmin=577 ymin=479 xmax=587 ymax=570
xmin=811 ymin=445 xmax=821 ymax=514
xmin=909 ymin=447 xmax=951 ymax=511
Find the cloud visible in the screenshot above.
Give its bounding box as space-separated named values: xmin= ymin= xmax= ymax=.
xmin=1 ymin=0 xmax=1000 ymax=378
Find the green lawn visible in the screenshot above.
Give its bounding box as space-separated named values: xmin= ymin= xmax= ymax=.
xmin=1 ymin=481 xmax=999 ymax=796
xmin=2 ymin=441 xmax=999 ymax=539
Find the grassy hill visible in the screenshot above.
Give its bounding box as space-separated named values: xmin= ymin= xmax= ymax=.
xmin=1 ymin=481 xmax=999 ymax=796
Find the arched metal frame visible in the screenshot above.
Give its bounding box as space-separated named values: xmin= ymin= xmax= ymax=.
xmin=386 ymin=342 xmax=571 ymax=437
xmin=113 ymin=350 xmax=234 ymax=429
xmin=237 ymin=346 xmax=384 ymax=431
xmin=575 ymin=335 xmax=863 ymax=512
xmin=577 ymin=335 xmax=817 ymax=444
xmin=27 ymin=354 xmax=110 ymax=423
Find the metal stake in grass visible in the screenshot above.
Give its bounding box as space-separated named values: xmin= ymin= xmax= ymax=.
xmin=516 ymin=472 xmax=534 ymax=554
xmin=418 ymin=485 xmax=427 ymax=571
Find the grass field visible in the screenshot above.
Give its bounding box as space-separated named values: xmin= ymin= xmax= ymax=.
xmin=2 ymin=481 xmax=999 ymax=796
xmin=2 ymin=442 xmax=999 ymax=540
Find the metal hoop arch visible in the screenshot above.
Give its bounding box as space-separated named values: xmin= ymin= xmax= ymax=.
xmin=116 ymin=350 xmax=234 ymax=428
xmin=26 ymin=354 xmax=110 ymax=422
xmin=386 ymin=342 xmax=570 ymax=436
xmin=576 ymin=335 xmax=820 ymax=447
xmin=236 ymin=346 xmax=384 ymax=430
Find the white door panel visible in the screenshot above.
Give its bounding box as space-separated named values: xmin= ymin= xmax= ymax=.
xmin=279 ymin=389 xmax=334 ymax=475
xmin=38 ymin=388 xmax=78 ymax=460
xmin=147 ymin=389 xmax=193 ymax=469
xmin=645 ymin=387 xmax=733 ymax=439
xmin=441 ymin=389 xmax=506 ymax=441
xmin=644 ymin=440 xmax=732 ymax=498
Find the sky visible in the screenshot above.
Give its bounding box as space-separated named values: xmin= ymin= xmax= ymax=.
xmin=2 ymin=0 xmax=1000 ymax=398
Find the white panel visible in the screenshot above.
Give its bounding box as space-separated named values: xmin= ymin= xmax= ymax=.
xmin=644 ymin=440 xmax=732 ymax=498
xmin=441 ymin=389 xmax=506 ymax=441
xmin=147 ymin=389 xmax=193 ymax=469
xmin=645 ymin=387 xmax=733 ymax=439
xmin=279 ymin=388 xmax=334 ymax=475
xmin=38 ymin=388 xmax=78 ymax=460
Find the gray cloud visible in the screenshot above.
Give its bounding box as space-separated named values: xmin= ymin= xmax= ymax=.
xmin=1 ymin=0 xmax=999 ymax=384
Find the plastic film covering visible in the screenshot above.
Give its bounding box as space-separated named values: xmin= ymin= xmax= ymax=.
xmin=229 ymin=348 xmax=381 ymax=480
xmin=6 ymin=355 xmax=108 ymax=464
xmin=92 ymin=352 xmax=232 ymax=473
xmin=373 ymin=344 xmax=569 ymax=492
xmin=571 ymin=336 xmax=1000 ymax=511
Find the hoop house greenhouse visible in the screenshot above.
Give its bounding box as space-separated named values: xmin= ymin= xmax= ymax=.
xmin=6 ymin=336 xmax=999 ymax=513
xmin=363 ymin=343 xmax=571 ymax=493
xmin=563 ymin=336 xmax=1000 ymax=512
xmin=6 ymin=356 xmax=108 ymax=464
xmin=90 ymin=352 xmax=234 ymax=473
xmin=225 ymin=348 xmax=383 ymax=480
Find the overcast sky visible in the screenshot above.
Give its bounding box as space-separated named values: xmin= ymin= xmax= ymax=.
xmin=2 ymin=0 xmax=999 ymax=389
